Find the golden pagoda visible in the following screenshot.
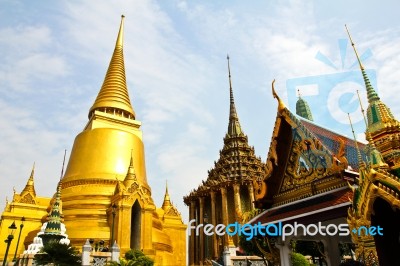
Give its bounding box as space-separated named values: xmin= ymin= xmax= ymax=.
xmin=0 ymin=16 xmax=186 ymax=265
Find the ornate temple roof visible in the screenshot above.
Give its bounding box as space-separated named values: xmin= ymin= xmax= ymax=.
xmin=299 ymin=118 xmax=366 ymax=171
xmin=254 ymin=81 xmax=364 ymax=208
xmin=88 ymin=15 xmax=135 ymax=120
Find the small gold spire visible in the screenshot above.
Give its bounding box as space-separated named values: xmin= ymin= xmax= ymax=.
xmin=348 ymin=113 xmax=364 ymax=168
xmin=272 ymin=79 xmax=286 ymax=112
xmin=162 ymin=180 xmax=172 ymax=210
xmin=124 ymin=150 xmax=136 ymax=187
xmin=89 ymin=15 xmax=135 ymax=119
xmin=21 ymin=162 xmax=36 ymax=196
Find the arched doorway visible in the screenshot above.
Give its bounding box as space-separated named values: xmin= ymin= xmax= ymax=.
xmin=371 ymin=197 xmax=400 ymax=265
xmin=130 ymin=200 xmax=141 ymax=250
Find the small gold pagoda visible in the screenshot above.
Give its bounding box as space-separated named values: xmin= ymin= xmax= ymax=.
xmin=0 ymin=16 xmax=186 ymax=265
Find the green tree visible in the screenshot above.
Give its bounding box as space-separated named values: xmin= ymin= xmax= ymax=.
xmin=291 ymin=252 xmax=311 ymax=266
xmin=34 ymin=240 xmax=81 ymax=266
xmin=108 ymin=249 xmax=153 ymax=266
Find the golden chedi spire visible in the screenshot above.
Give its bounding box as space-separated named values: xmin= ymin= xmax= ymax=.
xmin=162 ymin=181 xmax=172 ymax=211
xmin=61 ymin=16 xmax=151 ymax=247
xmin=21 ymin=162 xmax=36 ymax=197
xmin=89 ymin=15 xmax=135 ymax=119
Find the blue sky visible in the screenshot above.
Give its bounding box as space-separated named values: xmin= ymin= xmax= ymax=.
xmin=1 ymin=0 xmax=400 ymax=223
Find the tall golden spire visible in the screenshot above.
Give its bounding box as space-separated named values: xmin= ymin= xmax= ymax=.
xmin=21 ymin=162 xmax=36 ymax=196
xmin=226 ymin=55 xmax=243 ymax=137
xmin=89 ymin=15 xmax=135 ymax=119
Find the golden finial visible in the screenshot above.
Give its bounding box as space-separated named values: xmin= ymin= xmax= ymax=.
xmin=226 ymin=55 xmax=243 ymax=136
xmin=116 ymin=15 xmax=125 ymax=48
xmin=21 ymin=162 xmax=36 ymax=196
xmin=345 ymin=25 xmax=380 ymax=103
xmin=272 ymin=79 xmax=286 ymax=112
xmin=227 ymin=54 xmax=238 ymax=119
xmin=60 ymin=149 xmax=67 ymax=180
xmin=345 ymin=24 xmax=364 ymax=70
xmin=162 ymin=180 xmax=172 ymax=210
xmin=348 ymin=113 xmax=364 ymax=167
xmin=356 ymin=90 xmax=368 ymax=129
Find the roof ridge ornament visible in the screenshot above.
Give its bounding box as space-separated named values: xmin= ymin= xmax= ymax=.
xmin=272 ymin=79 xmax=286 ymax=113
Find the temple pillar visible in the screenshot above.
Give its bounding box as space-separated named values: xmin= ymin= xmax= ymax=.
xmin=276 ymin=237 xmax=291 ymax=266
xmin=220 ymin=187 xmax=229 ymax=246
xmin=210 ymin=191 xmax=218 ymax=259
xmin=233 ymin=183 xmax=242 ymax=222
xmin=247 ymin=182 xmax=255 ymax=210
xmin=189 ymin=200 xmax=196 ymax=265
xmin=199 ymin=197 xmax=205 ymax=265
xmin=141 ymin=206 xmax=155 ymax=256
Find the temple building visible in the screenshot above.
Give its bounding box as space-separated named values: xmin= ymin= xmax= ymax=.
xmin=183 ymin=56 xmax=267 ymax=265
xmin=249 ymin=29 xmax=400 ymax=266
xmin=0 ymin=16 xmax=186 ymax=265
xmin=249 ymin=81 xmax=361 ymax=265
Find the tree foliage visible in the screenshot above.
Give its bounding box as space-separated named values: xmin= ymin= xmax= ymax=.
xmin=291 ymin=252 xmax=311 ymax=266
xmin=108 ymin=249 xmax=153 ymax=266
xmin=34 ymin=240 xmax=81 ymax=266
